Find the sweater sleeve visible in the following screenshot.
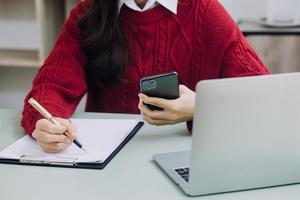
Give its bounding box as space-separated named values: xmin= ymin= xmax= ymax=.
xmin=186 ymin=0 xmax=270 ymax=133
xmin=203 ymin=0 xmax=270 ymax=78
xmin=21 ymin=2 xmax=88 ymax=134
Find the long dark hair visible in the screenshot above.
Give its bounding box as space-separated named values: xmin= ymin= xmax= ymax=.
xmin=79 ymin=0 xmax=128 ymax=88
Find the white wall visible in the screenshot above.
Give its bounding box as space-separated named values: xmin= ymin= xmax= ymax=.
xmin=0 ymin=67 xmax=86 ymax=111
xmin=0 ymin=67 xmax=37 ymax=109
xmin=220 ymin=0 xmax=267 ymax=21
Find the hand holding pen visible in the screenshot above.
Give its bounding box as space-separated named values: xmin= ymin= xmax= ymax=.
xmin=28 ymin=98 xmax=87 ymax=153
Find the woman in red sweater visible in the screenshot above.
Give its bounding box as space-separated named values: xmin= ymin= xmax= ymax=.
xmin=21 ymin=0 xmax=269 ymax=152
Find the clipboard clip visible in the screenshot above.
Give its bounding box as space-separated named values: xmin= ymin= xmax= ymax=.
xmin=20 ymin=155 xmax=78 ymax=166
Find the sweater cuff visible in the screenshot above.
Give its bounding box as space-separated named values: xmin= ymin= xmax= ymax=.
xmin=21 ymin=107 xmax=43 ymax=135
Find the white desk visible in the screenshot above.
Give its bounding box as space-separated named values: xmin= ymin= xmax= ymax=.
xmin=1 ymin=109 xmax=300 ymax=200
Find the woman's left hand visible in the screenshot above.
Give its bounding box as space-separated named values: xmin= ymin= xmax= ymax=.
xmin=138 ymin=85 xmax=196 ymax=126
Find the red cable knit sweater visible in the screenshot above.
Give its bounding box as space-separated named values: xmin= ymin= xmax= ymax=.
xmin=21 ymin=0 xmax=269 ymax=134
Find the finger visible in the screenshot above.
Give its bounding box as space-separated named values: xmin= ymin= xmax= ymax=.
xmin=38 ymin=142 xmax=70 ymax=153
xmin=179 ymin=85 xmax=186 ymax=94
xmin=138 ymin=98 xmax=153 ymax=114
xmin=138 ymin=94 xmax=170 ymax=119
xmin=32 ymin=129 xmax=39 ymax=140
xmin=34 ymin=130 xmax=71 ymax=144
xmin=141 ymin=108 xmax=179 ymax=125
xmin=138 ymin=96 xmax=158 ymax=116
xmin=139 ymin=99 xmax=172 ymax=120
xmin=141 ymin=112 xmax=166 ymax=126
xmin=139 ymin=94 xmax=170 ymax=109
xmin=138 ymin=97 xmax=145 ymax=112
xmin=138 ymin=93 xmax=149 ymax=98
xmin=56 ymin=118 xmax=77 ymax=140
xmin=36 ymin=119 xmax=67 ymax=135
xmin=179 ymin=84 xmax=193 ymax=95
xmin=141 ymin=107 xmax=166 ymax=120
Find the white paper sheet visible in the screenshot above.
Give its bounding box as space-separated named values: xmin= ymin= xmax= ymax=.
xmin=0 ymin=119 xmax=140 ymax=163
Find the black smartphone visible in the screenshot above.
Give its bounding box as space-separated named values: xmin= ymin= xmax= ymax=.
xmin=140 ymin=72 xmax=180 ymax=110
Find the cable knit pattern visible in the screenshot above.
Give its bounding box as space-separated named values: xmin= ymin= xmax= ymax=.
xmin=21 ymin=0 xmax=269 ymax=134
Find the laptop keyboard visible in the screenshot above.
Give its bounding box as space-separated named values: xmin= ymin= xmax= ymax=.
xmin=174 ymin=167 xmax=190 ymax=182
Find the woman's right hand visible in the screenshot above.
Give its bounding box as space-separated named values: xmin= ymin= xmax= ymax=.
xmin=32 ymin=118 xmax=77 ymax=153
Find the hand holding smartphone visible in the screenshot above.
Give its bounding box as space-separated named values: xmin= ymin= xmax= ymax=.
xmin=140 ymin=72 xmax=180 ymax=110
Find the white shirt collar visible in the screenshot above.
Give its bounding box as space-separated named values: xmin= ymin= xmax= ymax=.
xmin=119 ymin=0 xmax=178 ymax=14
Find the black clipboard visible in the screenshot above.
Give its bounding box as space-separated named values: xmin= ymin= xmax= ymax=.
xmin=0 ymin=121 xmax=144 ymax=170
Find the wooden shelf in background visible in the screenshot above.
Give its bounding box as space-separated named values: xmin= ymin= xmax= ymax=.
xmin=0 ymin=0 xmax=79 ymax=68
xmin=0 ymin=50 xmax=41 ymax=68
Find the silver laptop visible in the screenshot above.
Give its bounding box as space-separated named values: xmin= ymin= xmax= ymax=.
xmin=153 ymin=73 xmax=300 ymax=196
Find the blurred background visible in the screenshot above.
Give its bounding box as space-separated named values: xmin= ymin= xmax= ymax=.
xmin=0 ymin=0 xmax=300 ymax=109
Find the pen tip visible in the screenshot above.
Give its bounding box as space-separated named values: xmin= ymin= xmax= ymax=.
xmin=81 ymin=147 xmax=89 ymax=154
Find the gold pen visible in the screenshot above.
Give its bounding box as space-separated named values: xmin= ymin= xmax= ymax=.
xmin=28 ymin=98 xmax=88 ymax=153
